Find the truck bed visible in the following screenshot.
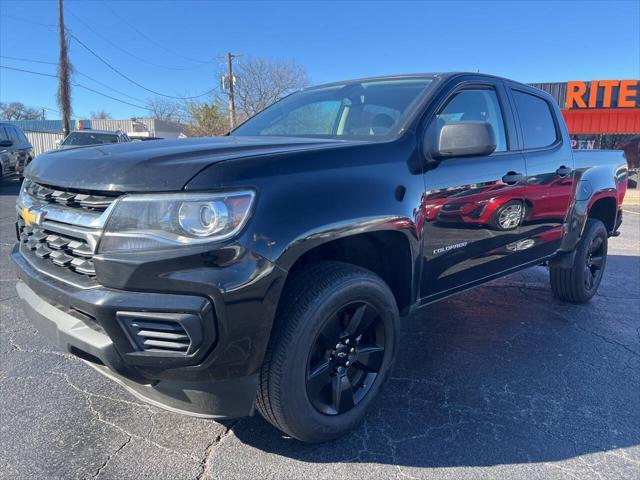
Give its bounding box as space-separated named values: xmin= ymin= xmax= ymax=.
xmin=573 ymin=149 xmax=627 ymax=170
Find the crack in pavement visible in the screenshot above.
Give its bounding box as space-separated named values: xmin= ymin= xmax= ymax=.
xmin=195 ymin=420 xmax=239 ymax=480
xmin=93 ymin=435 xmax=132 ymax=480
xmin=570 ymin=323 xmax=640 ymax=359
xmin=52 ymin=371 xmax=202 ymax=464
xmin=7 ymin=338 xmax=78 ymax=360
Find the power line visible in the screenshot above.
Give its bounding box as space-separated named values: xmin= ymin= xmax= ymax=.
xmin=102 ymin=4 xmax=210 ymax=65
xmin=78 ymin=83 xmax=147 ymax=110
xmin=69 ymin=33 xmax=217 ymax=100
xmin=0 ymin=65 xmax=57 ymax=79
xmin=0 ymin=55 xmax=57 ymax=66
xmin=75 ymin=70 xmax=148 ymax=104
xmin=0 ymin=55 xmax=151 ymax=103
xmin=0 ymin=14 xmax=55 ymax=28
xmin=38 ymin=106 xmax=84 ymax=120
xmin=1 ymin=55 xmax=149 ymax=104
xmin=66 ymin=8 xmax=211 ymax=71
xmin=0 ymin=65 xmax=148 ymax=111
xmin=2 ymin=14 xmax=216 ymax=100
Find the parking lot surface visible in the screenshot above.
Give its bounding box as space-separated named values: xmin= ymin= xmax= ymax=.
xmin=1 ymin=175 xmax=639 ymax=479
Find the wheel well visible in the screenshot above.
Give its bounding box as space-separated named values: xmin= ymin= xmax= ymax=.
xmin=588 ymin=197 xmax=617 ymax=232
xmin=287 ymin=231 xmax=413 ymax=315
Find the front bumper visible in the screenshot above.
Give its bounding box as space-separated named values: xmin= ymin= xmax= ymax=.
xmin=12 ymin=243 xmax=285 ymax=418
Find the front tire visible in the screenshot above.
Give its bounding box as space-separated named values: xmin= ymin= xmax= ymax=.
xmin=550 ymin=218 xmax=608 ymax=303
xmin=257 ymin=262 xmax=399 ymax=443
xmin=490 ymin=200 xmax=524 ymax=231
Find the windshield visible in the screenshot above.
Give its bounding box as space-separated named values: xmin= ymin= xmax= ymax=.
xmin=63 ymin=132 xmax=119 ymax=146
xmin=233 ymin=77 xmax=435 ymax=140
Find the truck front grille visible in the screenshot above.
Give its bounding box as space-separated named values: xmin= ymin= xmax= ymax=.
xmin=16 ymin=180 xmax=121 ymax=284
xmin=24 ymin=180 xmax=116 ymax=212
xmin=17 ymin=218 xmax=96 ymax=276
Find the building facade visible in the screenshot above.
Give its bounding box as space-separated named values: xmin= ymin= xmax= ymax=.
xmin=530 ymin=80 xmax=639 ymax=169
xmin=5 ymin=118 xmax=187 ymax=156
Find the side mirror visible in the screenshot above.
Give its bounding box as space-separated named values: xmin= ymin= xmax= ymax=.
xmin=432 ymin=121 xmax=496 ymax=159
xmin=55 ymin=139 xmax=63 ymax=148
xmin=0 ymin=139 xmax=13 ymax=148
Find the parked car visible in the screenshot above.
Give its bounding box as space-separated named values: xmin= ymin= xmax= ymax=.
xmin=628 ymin=168 xmax=638 ymax=189
xmin=128 ymin=135 xmax=163 ymax=141
xmin=57 ymin=129 xmax=131 ymax=149
xmin=0 ymin=122 xmax=33 ymax=180
xmin=435 ymin=173 xmax=575 ymax=230
xmin=13 ymin=73 xmax=627 ymax=443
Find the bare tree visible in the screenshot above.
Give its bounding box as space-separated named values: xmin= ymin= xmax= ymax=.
xmin=0 ymin=102 xmax=41 ymax=120
xmin=231 ymin=57 xmax=309 ymax=121
xmin=90 ymin=109 xmax=112 ymax=119
xmin=146 ymin=97 xmax=186 ymax=122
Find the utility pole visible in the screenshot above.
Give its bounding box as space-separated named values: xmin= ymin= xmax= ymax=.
xmin=57 ymin=0 xmax=72 ymax=135
xmin=225 ymin=53 xmax=238 ymax=129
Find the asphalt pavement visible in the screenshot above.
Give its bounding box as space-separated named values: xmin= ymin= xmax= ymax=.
xmin=1 ymin=175 xmax=639 ymax=479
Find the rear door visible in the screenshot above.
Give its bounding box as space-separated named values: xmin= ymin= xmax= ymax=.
xmin=420 ymin=77 xmax=529 ymax=299
xmin=508 ymin=86 xmax=575 ymax=259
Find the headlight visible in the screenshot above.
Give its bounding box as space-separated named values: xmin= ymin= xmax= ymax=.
xmin=98 ymin=190 xmax=255 ymax=253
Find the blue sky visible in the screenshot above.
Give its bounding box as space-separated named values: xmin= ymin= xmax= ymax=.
xmin=1 ymin=0 xmax=638 ymax=119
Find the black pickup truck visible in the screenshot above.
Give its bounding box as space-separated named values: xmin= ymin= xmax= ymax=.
xmin=13 ymin=73 xmax=627 ymax=443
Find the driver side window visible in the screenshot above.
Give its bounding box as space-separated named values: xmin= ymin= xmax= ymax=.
xmin=436 ymin=88 xmax=508 ymax=152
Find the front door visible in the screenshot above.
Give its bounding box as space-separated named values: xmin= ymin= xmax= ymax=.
xmin=420 ymin=81 xmax=529 ymax=299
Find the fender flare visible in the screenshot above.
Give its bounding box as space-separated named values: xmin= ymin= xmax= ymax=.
xmin=555 ymin=165 xmax=621 ymax=256
xmin=273 ymin=215 xmax=421 ymax=273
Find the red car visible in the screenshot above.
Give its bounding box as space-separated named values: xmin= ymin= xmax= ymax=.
xmin=437 ymin=174 xmax=574 ymax=231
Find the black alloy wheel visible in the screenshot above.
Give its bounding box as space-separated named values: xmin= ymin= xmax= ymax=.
xmin=584 ymin=234 xmax=605 ymax=289
xmin=257 ymin=261 xmax=399 ymax=443
xmin=306 ymin=301 xmax=386 ymax=415
xmin=550 ymin=218 xmax=608 ymax=303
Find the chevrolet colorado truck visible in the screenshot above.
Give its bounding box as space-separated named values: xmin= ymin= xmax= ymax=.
xmin=13 ymin=73 xmax=627 ymax=443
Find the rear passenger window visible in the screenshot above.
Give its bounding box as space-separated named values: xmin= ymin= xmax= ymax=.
xmin=512 ymin=90 xmax=558 ymax=149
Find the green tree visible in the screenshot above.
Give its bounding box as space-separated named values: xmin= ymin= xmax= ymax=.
xmin=184 ymin=101 xmax=228 ymax=136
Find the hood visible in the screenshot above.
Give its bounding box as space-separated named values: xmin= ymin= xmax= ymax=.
xmin=26 ymin=136 xmax=351 ymax=192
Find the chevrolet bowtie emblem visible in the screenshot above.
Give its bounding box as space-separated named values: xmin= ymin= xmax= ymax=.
xmin=20 ymin=207 xmax=45 ymax=227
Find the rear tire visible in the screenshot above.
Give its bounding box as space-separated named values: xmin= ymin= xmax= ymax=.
xmin=550 ymin=218 xmax=608 ymax=303
xmin=257 ymin=261 xmax=399 ymax=443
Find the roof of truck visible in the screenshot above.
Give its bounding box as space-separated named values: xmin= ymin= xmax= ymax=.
xmin=303 ymin=72 xmax=536 ymax=92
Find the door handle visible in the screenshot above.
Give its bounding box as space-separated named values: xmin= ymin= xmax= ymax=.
xmin=502 ymin=172 xmax=524 ymax=184
xmin=556 ymin=166 xmax=572 ymax=177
